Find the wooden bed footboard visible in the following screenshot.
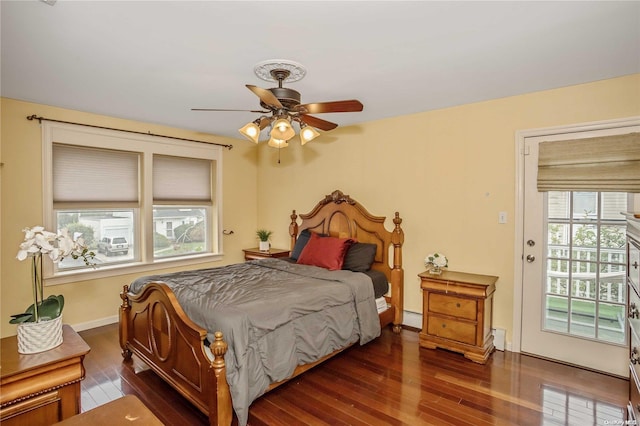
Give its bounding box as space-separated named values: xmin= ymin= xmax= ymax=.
xmin=119 ymin=283 xmax=233 ymax=426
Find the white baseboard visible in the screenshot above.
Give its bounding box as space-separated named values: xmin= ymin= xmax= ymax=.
xmin=71 ymin=315 xmax=118 ymax=332
xmin=71 ymin=311 xmax=425 ymax=334
xmin=403 ymin=310 xmax=422 ymax=330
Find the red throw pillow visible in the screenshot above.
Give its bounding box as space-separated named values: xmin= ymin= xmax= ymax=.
xmin=297 ymin=232 xmax=355 ymax=271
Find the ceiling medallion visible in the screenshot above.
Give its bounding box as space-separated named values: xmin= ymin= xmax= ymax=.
xmin=253 ymin=59 xmax=307 ymax=83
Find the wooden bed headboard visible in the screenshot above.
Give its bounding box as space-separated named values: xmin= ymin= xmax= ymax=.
xmin=288 ymin=189 xmax=404 ymax=329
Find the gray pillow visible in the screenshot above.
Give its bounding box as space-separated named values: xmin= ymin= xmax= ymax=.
xmin=342 ymin=243 xmax=377 ymax=272
xmin=290 ymin=229 xmax=315 ymax=260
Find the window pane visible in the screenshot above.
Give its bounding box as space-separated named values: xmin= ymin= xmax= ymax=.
xmin=153 ymin=207 xmax=207 ymax=258
xmin=600 ymin=193 xmax=628 ymax=220
xmin=572 ymin=192 xmax=597 ymax=220
xmin=598 ymin=303 xmax=625 ymax=344
xmin=570 ymin=299 xmax=595 ymax=338
xmin=572 ymin=224 xmax=597 ymax=250
xmin=548 ymin=191 xmax=570 ymax=220
xmin=598 ymin=268 xmax=626 ymax=303
xmin=600 ymin=225 xmax=626 ymax=250
xmin=545 ymin=296 xmax=568 ymax=332
xmin=56 ymin=209 xmax=135 ymax=269
xmin=548 ymin=223 xmax=570 ymax=255
xmin=571 ymin=278 xmax=596 ymax=300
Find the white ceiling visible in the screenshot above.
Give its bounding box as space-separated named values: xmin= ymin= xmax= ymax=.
xmin=2 ymin=1 xmax=639 ymax=140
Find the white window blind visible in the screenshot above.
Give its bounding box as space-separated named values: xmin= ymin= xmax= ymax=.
xmin=53 ymin=144 xmax=139 ymax=203
xmin=153 ymin=155 xmax=212 ymax=202
xmin=537 ymin=132 xmax=640 ymax=192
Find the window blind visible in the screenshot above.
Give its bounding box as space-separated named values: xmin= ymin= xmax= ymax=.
xmin=537 ymin=132 xmax=640 ymax=192
xmin=153 ymin=155 xmax=212 ymax=202
xmin=53 ymin=144 xmax=139 ymax=203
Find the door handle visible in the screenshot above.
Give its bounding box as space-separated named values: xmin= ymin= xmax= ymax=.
xmin=526 ymin=255 xmax=535 ymax=263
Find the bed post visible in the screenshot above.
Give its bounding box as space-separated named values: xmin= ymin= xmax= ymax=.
xmin=119 ymin=285 xmax=132 ymax=360
xmin=209 ymin=332 xmax=232 ymax=426
xmin=391 ymin=212 xmax=405 ymax=333
xmin=289 ymin=210 xmax=299 ymax=251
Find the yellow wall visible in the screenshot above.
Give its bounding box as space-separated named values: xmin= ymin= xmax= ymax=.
xmin=2 ymin=74 xmax=639 ymax=343
xmin=0 ymin=98 xmax=258 ymax=338
xmin=256 ymin=74 xmax=640 ymax=345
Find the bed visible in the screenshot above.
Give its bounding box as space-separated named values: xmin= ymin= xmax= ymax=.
xmin=118 ymin=189 xmax=405 ymax=426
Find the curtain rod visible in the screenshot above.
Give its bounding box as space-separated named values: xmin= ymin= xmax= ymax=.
xmin=26 ymin=114 xmax=233 ymax=150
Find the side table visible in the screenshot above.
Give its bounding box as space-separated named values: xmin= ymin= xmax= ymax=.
xmin=419 ymin=270 xmax=498 ymax=364
xmin=1 ymin=324 xmax=91 ymax=425
xmin=243 ymin=247 xmax=290 ymax=261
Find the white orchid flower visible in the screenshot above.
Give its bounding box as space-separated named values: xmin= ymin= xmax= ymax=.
xmin=16 ymin=225 xmax=95 ymax=266
xmin=33 ymin=233 xmax=56 ymax=253
xmin=48 ymin=247 xmax=61 ymax=262
xmin=57 ymin=234 xmax=75 ymax=258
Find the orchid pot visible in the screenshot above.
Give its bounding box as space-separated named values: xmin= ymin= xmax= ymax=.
xmin=11 ymin=226 xmax=95 ymax=353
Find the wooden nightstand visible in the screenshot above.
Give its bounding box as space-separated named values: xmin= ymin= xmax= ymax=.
xmin=419 ymin=270 xmax=498 ymax=364
xmin=1 ymin=325 xmax=91 ymax=425
xmin=243 ymin=247 xmax=290 ymax=261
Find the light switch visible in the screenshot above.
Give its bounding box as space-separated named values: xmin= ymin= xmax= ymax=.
xmin=498 ymin=212 xmax=507 ymax=224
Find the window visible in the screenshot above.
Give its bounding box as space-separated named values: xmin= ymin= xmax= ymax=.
xmin=545 ymin=191 xmax=627 ymax=344
xmin=42 ymin=121 xmax=222 ymax=283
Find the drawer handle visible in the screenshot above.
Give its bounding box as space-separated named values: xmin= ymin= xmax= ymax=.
xmin=441 ymin=324 xmax=446 ymax=328
xmin=456 ymin=303 xmax=461 ymax=308
xmin=632 ymin=347 xmax=640 ymax=364
xmin=631 ymin=303 xmax=640 ymax=319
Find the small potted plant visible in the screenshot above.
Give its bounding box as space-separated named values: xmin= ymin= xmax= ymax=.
xmin=12 ymin=226 xmax=95 ymax=353
xmin=256 ymin=229 xmax=273 ymax=252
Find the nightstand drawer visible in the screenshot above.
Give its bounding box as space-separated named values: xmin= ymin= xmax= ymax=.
xmin=427 ymin=314 xmax=477 ymax=345
xmin=428 ymin=293 xmax=476 ymax=320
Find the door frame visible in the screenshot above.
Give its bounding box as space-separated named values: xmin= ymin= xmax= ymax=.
xmin=512 ymin=116 xmax=640 ymax=353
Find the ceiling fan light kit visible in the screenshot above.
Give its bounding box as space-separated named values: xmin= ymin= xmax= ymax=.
xmin=193 ymin=59 xmax=363 ymax=149
xmin=238 ymin=121 xmax=261 ymax=144
xmin=267 ymin=137 xmax=289 ymax=148
xmin=299 ymin=123 xmax=320 ymax=145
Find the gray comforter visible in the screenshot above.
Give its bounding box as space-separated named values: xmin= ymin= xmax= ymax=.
xmin=129 ymin=258 xmax=381 ymax=425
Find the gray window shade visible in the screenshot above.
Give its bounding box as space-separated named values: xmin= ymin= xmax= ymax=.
xmin=153 ymin=155 xmax=212 ymax=202
xmin=53 ymin=144 xmax=139 ymax=203
xmin=537 ymin=132 xmax=640 ymax=192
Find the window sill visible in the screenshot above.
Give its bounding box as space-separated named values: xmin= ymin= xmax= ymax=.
xmin=45 ymin=253 xmax=224 ymax=286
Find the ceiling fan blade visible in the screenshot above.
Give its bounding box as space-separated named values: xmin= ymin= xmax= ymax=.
xmin=295 ymin=100 xmax=363 ymax=114
xmin=299 ymin=115 xmax=338 ymax=131
xmin=191 ymin=108 xmax=269 ymax=113
xmin=246 ymin=85 xmax=283 ymax=109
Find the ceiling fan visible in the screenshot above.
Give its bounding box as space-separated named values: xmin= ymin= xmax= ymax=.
xmin=192 ymin=60 xmax=363 ymax=147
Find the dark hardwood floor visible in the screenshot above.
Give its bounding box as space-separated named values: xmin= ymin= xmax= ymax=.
xmin=79 ymin=324 xmax=627 ymax=425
